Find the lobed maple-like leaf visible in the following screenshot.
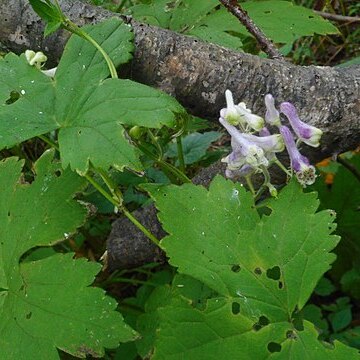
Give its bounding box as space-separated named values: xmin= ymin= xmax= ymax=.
xmin=0 ymin=151 xmax=137 ymax=358
xmin=139 ymin=177 xmax=360 ymax=358
xmin=0 ymin=18 xmax=185 ymax=174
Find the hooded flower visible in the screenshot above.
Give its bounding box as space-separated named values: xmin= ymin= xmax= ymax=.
xmin=236 ymin=102 xmax=264 ymax=131
xmin=242 ymin=133 xmax=284 ymax=153
xmin=220 ymin=89 xmax=244 ymax=126
xmin=264 ymin=94 xmax=281 ymax=126
xmin=225 ymin=165 xmax=254 ymax=179
xmin=220 ymin=117 xmax=269 ymax=170
xmin=280 ymin=102 xmax=323 ymax=147
xmin=280 ymin=125 xmax=316 ymax=186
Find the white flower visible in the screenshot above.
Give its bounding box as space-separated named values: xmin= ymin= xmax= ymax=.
xmin=264 ymin=94 xmax=281 ymax=126
xmin=219 ymin=117 xmax=269 ymax=169
xmin=220 ymin=89 xmax=243 ymax=126
xmin=25 ymin=50 xmax=47 ymax=68
xmin=235 ymin=102 xmax=264 ymax=131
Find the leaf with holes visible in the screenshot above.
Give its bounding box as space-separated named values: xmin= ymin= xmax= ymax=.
xmin=130 ymin=0 xmax=338 ymax=50
xmin=0 ymin=18 xmax=185 ymax=174
xmin=139 ymin=177 xmax=360 ymax=357
xmin=0 ymin=151 xmax=137 ymax=359
xmin=138 ymin=278 xmax=359 ymax=359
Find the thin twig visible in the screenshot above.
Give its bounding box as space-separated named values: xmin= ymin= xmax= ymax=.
xmin=333 ymin=153 xmax=360 ymax=183
xmin=218 ymin=0 xmax=284 ymax=60
xmin=314 ymin=11 xmax=360 ymax=23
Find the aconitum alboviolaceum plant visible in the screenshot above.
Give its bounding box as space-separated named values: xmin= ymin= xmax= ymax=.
xmin=220 ymin=90 xmax=323 ymax=196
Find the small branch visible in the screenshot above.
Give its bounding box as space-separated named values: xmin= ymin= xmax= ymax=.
xmin=333 ymin=153 xmax=360 ymax=183
xmin=218 ymin=0 xmax=284 ymax=60
xmin=314 ymin=11 xmax=360 ymax=23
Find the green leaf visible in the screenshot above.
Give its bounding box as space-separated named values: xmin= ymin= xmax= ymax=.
xmin=0 ymin=18 xmax=185 ymax=173
xmin=138 ymin=177 xmax=357 ymax=356
xmin=168 ymin=0 xmax=219 ymax=32
xmin=314 ymin=277 xmax=336 ymax=296
xmin=143 ymin=177 xmax=339 ymax=319
xmin=166 ymin=131 xmax=222 ymax=165
xmin=311 ymin=154 xmax=360 ymax=281
xmin=341 ymin=268 xmax=360 ymax=299
xmin=337 ymin=56 xmax=360 ymax=67
xmin=0 ymin=152 xmax=137 ymax=358
xmin=331 ymin=327 xmax=360 ymax=350
xmin=197 ymin=1 xmax=339 ymax=46
xmin=301 ymin=304 xmax=329 ymax=335
xmin=44 ymin=20 xmax=62 ymax=37
xmin=241 ymin=1 xmax=339 ymax=43
xmin=130 ymin=0 xmax=338 ymax=50
xmin=29 ymin=0 xmax=62 ymax=23
xmin=146 ymin=288 xmax=359 ymax=359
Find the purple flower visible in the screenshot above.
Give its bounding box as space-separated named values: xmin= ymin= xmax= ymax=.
xmin=242 ymin=133 xmax=284 ymax=153
xmin=225 ymin=165 xmax=254 ymax=179
xmin=235 ymin=102 xmax=264 ymax=131
xmin=219 ymin=117 xmax=269 ymax=169
xmin=259 ymin=127 xmax=271 ymax=137
xmin=280 ymin=102 xmax=323 ymax=147
xmin=265 ymin=94 xmax=280 ymax=126
xmin=280 ymin=125 xmax=316 ymax=186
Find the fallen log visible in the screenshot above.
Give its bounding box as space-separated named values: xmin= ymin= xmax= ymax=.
xmin=1 ymin=0 xmax=359 ymax=269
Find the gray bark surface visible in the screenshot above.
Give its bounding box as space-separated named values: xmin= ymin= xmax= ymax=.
xmin=1 ymin=0 xmax=359 ymax=269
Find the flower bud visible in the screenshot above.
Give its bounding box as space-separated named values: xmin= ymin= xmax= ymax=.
xmin=221 ymin=89 xmax=243 ymax=126
xmin=264 ymin=94 xmax=281 ymax=126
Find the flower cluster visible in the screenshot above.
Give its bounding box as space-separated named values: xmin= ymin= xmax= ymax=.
xmin=220 ymin=90 xmax=323 ymax=194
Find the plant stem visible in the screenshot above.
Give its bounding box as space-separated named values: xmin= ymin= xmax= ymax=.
xmin=85 ymin=171 xmax=160 ymax=246
xmin=176 ymin=135 xmax=186 ymax=173
xmin=274 ymin=158 xmax=292 ymax=177
xmin=38 ymin=134 xmax=59 ymax=151
xmin=218 ymin=0 xmax=284 ymax=60
xmin=84 ymin=173 xmax=118 ymax=207
xmin=122 ymin=207 xmax=160 ymax=246
xmin=147 ymin=129 xmax=163 ymax=159
xmin=63 ymin=20 xmax=118 ymax=79
xmin=334 ymin=153 xmax=360 ymax=183
xmin=245 ymin=175 xmax=255 ymax=195
xmin=137 ymin=143 xmax=191 ymax=184
xmin=314 ymin=10 xmax=360 ymax=23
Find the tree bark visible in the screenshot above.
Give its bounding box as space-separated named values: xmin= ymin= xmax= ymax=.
xmin=1 ymin=0 xmax=359 ymax=161
xmin=1 ymin=0 xmax=360 ymax=269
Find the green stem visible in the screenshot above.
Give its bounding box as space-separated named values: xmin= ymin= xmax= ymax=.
xmin=63 ymin=20 xmax=118 ymax=79
xmin=53 ymin=0 xmax=118 ymax=78
xmin=245 ymin=175 xmax=255 ymax=195
xmin=335 ymin=153 xmax=360 ymax=183
xmin=137 ymin=143 xmax=191 ymax=184
xmin=38 ymin=134 xmax=59 ymax=151
xmin=274 ymin=158 xmax=292 ymax=177
xmin=97 ymin=167 xmax=123 ymax=203
xmin=176 ymin=135 xmax=186 ymax=173
xmin=147 ymin=129 xmax=163 ymax=159
xmin=122 ymin=207 xmax=160 ymax=246
xmin=85 ymin=172 xmax=160 ymax=247
xmin=84 ymin=173 xmax=118 ymax=207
